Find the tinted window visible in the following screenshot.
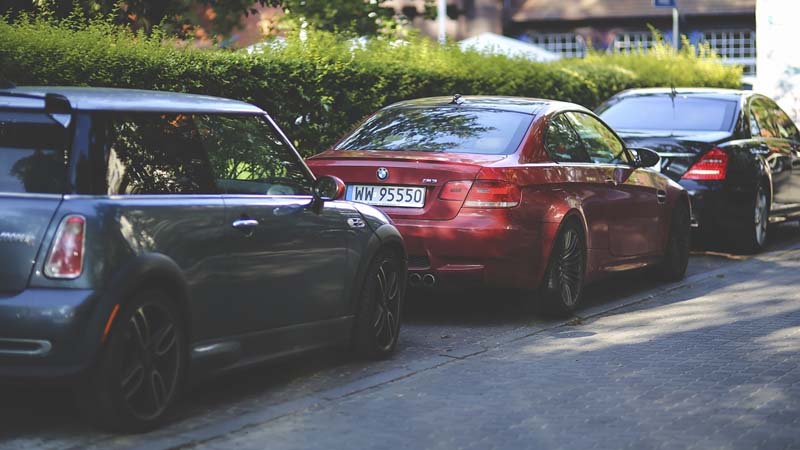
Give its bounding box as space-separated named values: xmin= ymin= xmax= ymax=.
xmin=761 ymin=98 xmax=799 ymax=141
xmin=566 ymin=112 xmax=629 ymax=164
xmin=105 ymin=114 xmax=217 ymax=195
xmin=749 ymin=99 xmax=779 ymax=138
xmin=195 ymin=115 xmax=312 ymax=195
xmin=0 ymin=111 xmax=68 ymax=194
xmin=599 ymin=96 xmax=738 ymax=132
xmin=545 ymin=115 xmax=590 ymax=163
xmin=335 ymin=107 xmax=533 ymax=155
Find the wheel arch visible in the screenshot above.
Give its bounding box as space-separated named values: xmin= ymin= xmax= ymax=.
xmin=95 ymin=253 xmax=192 ymax=352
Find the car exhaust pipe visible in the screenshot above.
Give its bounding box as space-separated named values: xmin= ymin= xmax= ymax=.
xmin=408 ymin=273 xmax=422 ymax=287
xmin=422 ymin=273 xmax=436 ymax=287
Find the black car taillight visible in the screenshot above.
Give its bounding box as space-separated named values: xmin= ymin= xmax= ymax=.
xmin=682 ymin=148 xmax=728 ymax=181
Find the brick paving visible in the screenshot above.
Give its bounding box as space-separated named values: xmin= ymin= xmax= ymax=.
xmin=191 ymin=252 xmax=800 ymax=450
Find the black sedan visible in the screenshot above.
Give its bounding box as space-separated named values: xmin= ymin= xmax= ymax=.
xmin=597 ymin=88 xmax=800 ymax=252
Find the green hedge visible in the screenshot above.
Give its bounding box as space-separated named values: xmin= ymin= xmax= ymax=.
xmin=0 ymin=18 xmax=741 ymax=156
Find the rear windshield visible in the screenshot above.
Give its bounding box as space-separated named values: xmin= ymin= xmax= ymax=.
xmin=0 ymin=111 xmax=68 ymax=194
xmin=598 ymin=96 xmax=738 ymax=132
xmin=335 ymin=107 xmax=533 ymax=155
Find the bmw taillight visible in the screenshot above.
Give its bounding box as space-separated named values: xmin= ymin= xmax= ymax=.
xmin=682 ymin=148 xmax=728 ymax=181
xmin=439 ymin=180 xmax=473 ymax=202
xmin=463 ymin=180 xmax=521 ymax=208
xmin=44 ymin=215 xmax=86 ymax=279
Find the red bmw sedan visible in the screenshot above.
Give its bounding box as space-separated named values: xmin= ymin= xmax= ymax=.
xmin=307 ymin=96 xmax=690 ymax=313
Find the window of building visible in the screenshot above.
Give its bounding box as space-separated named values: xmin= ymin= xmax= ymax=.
xmin=702 ymin=29 xmax=756 ymax=75
xmin=527 ymin=33 xmax=587 ymax=58
xmin=612 ymin=31 xmax=657 ymax=54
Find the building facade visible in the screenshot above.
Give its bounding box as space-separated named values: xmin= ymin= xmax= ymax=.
xmin=392 ymin=0 xmax=756 ymax=74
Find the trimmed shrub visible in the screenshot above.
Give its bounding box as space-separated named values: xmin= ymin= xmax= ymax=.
xmin=0 ymin=18 xmax=742 ymax=156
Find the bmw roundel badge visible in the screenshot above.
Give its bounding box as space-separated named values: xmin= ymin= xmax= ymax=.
xmin=376 ymin=167 xmax=389 ymax=180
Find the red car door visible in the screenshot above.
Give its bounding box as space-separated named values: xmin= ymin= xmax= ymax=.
xmin=566 ymin=112 xmax=664 ymax=257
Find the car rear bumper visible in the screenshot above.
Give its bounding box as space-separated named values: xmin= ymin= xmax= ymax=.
xmin=393 ymin=209 xmax=544 ymax=290
xmin=680 ymin=180 xmax=756 ymax=233
xmin=0 ymin=288 xmax=102 ymax=379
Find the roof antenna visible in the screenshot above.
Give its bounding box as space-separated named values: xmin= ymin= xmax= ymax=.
xmin=450 ymin=93 xmax=464 ymax=105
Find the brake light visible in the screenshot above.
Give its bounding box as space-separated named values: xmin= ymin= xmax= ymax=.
xmin=439 ymin=180 xmax=473 ymax=202
xmin=682 ymin=148 xmax=728 ymax=181
xmin=463 ymin=180 xmax=521 ymax=208
xmin=44 ymin=215 xmax=86 ymax=279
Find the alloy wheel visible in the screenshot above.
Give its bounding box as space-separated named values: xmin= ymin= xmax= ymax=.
xmin=372 ymin=259 xmax=401 ymax=352
xmin=754 ymin=187 xmax=768 ymax=247
xmin=556 ymin=228 xmax=584 ymax=307
xmin=117 ymin=302 xmax=181 ymax=422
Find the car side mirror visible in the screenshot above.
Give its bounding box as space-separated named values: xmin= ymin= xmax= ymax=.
xmin=313 ymin=175 xmax=346 ymax=201
xmin=628 ymin=147 xmax=661 ymax=169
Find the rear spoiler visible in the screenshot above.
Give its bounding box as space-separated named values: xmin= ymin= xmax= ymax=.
xmin=0 ymin=89 xmax=73 ymax=127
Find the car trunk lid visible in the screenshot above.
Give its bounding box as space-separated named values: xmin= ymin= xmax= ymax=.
xmin=617 ymin=130 xmax=733 ymax=181
xmin=308 ymin=150 xmax=507 ymax=220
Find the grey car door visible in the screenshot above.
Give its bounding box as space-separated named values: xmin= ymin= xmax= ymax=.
xmin=196 ymin=113 xmax=351 ymax=334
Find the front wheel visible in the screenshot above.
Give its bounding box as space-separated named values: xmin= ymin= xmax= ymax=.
xmin=352 ymin=249 xmax=406 ymax=359
xmin=77 ymin=290 xmax=186 ymax=432
xmin=537 ymin=221 xmax=586 ymax=316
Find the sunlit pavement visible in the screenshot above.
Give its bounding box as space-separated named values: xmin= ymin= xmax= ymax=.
xmin=1 ymin=222 xmax=799 ymax=450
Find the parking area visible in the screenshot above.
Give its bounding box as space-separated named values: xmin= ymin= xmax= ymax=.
xmin=2 ymin=222 xmax=799 ymax=450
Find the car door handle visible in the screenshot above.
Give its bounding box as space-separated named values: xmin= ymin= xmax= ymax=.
xmin=656 ymin=190 xmax=667 ymax=204
xmin=604 ymin=178 xmax=618 ymax=186
xmin=231 ymin=219 xmax=259 ymax=229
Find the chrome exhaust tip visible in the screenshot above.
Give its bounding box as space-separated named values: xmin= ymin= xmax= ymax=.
xmin=422 ymin=273 xmax=436 ymax=287
xmin=408 ymin=273 xmax=422 ymax=287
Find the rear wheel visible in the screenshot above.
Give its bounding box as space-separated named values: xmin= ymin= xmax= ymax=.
xmin=538 ymin=221 xmax=586 ymax=316
xmin=77 ymin=290 xmax=186 ymax=433
xmin=352 ymin=249 xmax=406 ymax=359
xmin=732 ymin=183 xmax=769 ymax=254
xmin=656 ymin=203 xmax=690 ymax=281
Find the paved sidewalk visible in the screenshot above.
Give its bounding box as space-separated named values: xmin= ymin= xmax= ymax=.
xmin=191 ymin=250 xmax=800 ymax=450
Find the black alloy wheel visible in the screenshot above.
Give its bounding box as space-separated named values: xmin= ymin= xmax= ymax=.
xmin=78 ymin=290 xmax=185 ymax=432
xmin=539 ymin=221 xmax=586 ymax=315
xmin=353 ymin=249 xmax=405 ymax=359
xmin=118 ymin=302 xmax=182 ymax=422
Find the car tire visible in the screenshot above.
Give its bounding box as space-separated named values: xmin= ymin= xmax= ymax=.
xmin=76 ymin=290 xmax=186 ymax=433
xmin=352 ymin=248 xmax=406 ymax=360
xmin=537 ymin=220 xmax=586 ymax=316
xmin=656 ymin=202 xmax=690 ymax=282
xmin=732 ymin=183 xmax=769 ymax=254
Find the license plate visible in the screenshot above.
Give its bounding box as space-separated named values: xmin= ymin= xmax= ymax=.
xmin=346 ymin=184 xmax=426 ymax=208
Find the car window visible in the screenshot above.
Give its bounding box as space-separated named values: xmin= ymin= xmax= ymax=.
xmin=565 ymin=112 xmax=629 ymax=164
xmin=195 ymin=114 xmax=313 ymax=196
xmin=545 ymin=114 xmax=590 ymax=163
xmin=335 ymin=107 xmax=533 ymax=155
xmin=105 ymin=113 xmax=217 ymax=195
xmin=765 ymin=99 xmax=800 ymax=141
xmin=0 ymin=111 xmax=68 ymax=194
xmin=598 ymin=96 xmax=738 ymax=132
xmin=749 ymin=98 xmax=781 ymax=139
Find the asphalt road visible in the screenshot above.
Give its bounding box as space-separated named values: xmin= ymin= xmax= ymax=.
xmin=1 ymin=222 xmax=799 ymax=450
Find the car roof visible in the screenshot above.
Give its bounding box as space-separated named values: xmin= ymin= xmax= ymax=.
xmin=0 ymin=86 xmax=264 ymax=114
xmin=384 ymin=96 xmax=561 ymax=115
xmin=610 ymin=87 xmax=749 ymax=101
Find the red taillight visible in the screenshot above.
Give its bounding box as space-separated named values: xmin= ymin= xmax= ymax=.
xmin=682 ymin=148 xmax=729 ymax=181
xmin=463 ymin=180 xmax=521 ymax=208
xmin=44 ymin=215 xmax=86 ymax=279
xmin=439 ymin=180 xmax=473 ymax=202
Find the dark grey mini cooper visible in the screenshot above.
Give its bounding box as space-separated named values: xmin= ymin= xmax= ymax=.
xmin=0 ymin=86 xmax=407 ymax=431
